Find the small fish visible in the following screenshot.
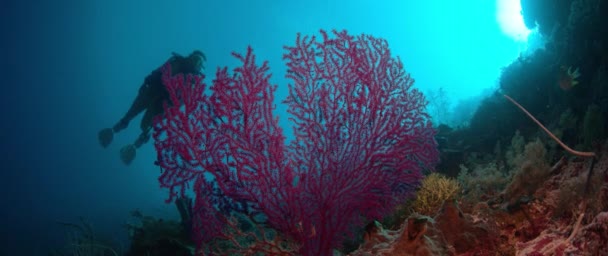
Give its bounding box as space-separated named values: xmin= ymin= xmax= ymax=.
xmin=558 ymin=65 xmax=581 ymax=90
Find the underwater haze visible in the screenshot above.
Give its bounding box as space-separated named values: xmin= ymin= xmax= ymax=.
xmin=1 ymin=0 xmax=532 ymax=254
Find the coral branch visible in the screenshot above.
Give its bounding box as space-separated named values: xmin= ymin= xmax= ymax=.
xmin=503 ymin=94 xmax=595 ymax=158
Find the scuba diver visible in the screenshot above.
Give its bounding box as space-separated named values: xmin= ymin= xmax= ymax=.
xmin=98 ymin=50 xmax=206 ymax=165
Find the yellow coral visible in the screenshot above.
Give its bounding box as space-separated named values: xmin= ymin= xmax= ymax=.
xmin=412 ymin=173 xmax=461 ymax=215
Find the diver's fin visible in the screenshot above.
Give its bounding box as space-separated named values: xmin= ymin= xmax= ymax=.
xmin=120 ymin=144 xmax=137 ymax=165
xmin=98 ymin=128 xmax=114 ymax=148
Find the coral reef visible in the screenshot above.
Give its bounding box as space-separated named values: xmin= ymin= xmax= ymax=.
xmin=351 ymin=141 xmax=608 ymax=255
xmin=350 ymin=200 xmax=497 ymax=256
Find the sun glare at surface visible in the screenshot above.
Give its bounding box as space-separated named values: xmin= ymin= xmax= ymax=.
xmin=496 ymin=0 xmax=530 ymax=41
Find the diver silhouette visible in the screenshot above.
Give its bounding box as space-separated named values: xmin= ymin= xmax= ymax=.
xmin=98 ymin=50 xmax=206 ymax=165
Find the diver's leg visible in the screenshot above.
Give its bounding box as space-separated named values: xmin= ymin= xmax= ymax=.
xmin=133 ymin=128 xmax=151 ymax=148
xmin=133 ymin=102 xmax=163 ymax=148
xmin=113 ymin=84 xmax=150 ymax=133
xmin=99 ymin=84 xmax=149 ymax=148
xmin=119 ymin=104 xmax=157 ymax=165
xmin=100 ymin=83 xmax=151 ymax=148
xmin=119 ymin=107 xmax=155 ymax=165
xmin=140 ymin=101 xmax=161 ymax=133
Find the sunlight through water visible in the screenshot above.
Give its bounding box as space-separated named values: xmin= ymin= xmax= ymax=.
xmin=496 ymin=0 xmax=531 ymax=42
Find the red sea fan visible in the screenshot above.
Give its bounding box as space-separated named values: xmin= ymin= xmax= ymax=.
xmin=283 ymin=30 xmax=438 ymax=254
xmin=153 ymin=29 xmax=439 ymax=255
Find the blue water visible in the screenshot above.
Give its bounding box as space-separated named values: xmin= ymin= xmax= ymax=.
xmin=1 ymin=0 xmax=532 ymax=254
